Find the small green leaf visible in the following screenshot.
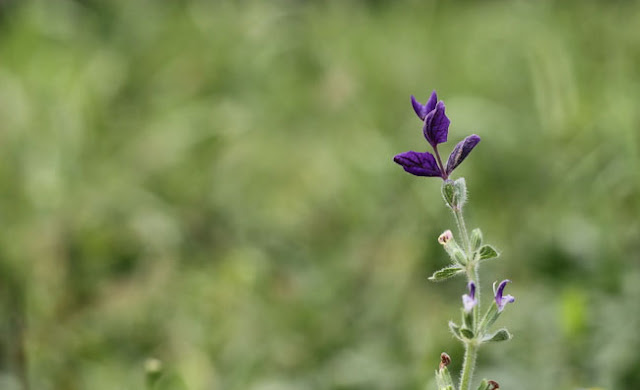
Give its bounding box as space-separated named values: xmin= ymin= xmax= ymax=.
xmin=470 ymin=228 xmax=483 ymax=252
xmin=448 ymin=321 xmax=463 ymax=341
xmin=478 ymin=245 xmax=499 ymax=261
xmin=460 ymin=327 xmax=474 ymax=339
xmin=482 ymin=328 xmax=512 ymax=343
xmin=428 ymin=266 xmax=464 ymax=282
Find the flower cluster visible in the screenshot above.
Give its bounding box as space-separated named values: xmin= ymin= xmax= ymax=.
xmin=393 ymin=91 xmax=480 ymax=180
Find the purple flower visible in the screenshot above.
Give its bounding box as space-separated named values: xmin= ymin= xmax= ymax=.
xmin=411 ymin=91 xmax=438 ymax=121
xmin=445 ymin=134 xmax=481 ymax=176
xmin=393 ymin=151 xmax=442 ymax=177
xmin=394 ymin=90 xmax=480 ymax=180
xmin=423 ymin=101 xmax=450 ymax=147
xmin=493 ymin=280 xmax=515 ymax=312
xmin=462 ymin=281 xmax=477 ymax=313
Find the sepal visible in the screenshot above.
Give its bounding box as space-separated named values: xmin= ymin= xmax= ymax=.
xmin=462 ymin=307 xmax=474 ymax=331
xmin=479 ymin=303 xmax=500 ymax=333
xmin=435 ymin=352 xmax=454 ymax=390
xmin=470 ymin=228 xmax=483 ymax=252
xmin=441 ymin=178 xmax=467 ymax=210
xmin=435 ymin=368 xmax=454 ymax=390
xmin=428 ymin=266 xmax=464 ymax=282
xmin=477 ymin=245 xmax=499 ymax=261
xmin=482 ymin=328 xmax=512 ymax=343
xmin=460 ymin=327 xmax=474 ymax=339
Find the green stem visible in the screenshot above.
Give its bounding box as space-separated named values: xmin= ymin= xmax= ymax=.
xmin=459 ymin=342 xmax=478 ymax=390
xmin=452 ymin=207 xmax=471 ymax=255
xmin=453 ymin=207 xmax=479 ymax=308
xmin=452 ymin=206 xmax=481 ymax=390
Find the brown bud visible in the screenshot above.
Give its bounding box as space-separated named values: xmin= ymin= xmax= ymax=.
xmin=439 ymin=352 xmax=451 ymax=370
xmin=487 ymin=380 xmax=500 ymax=389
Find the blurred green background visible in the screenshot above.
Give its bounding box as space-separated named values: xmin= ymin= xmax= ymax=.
xmin=1 ymin=0 xmax=639 ymax=389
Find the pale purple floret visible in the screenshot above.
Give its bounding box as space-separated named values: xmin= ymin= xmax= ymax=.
xmin=462 ymin=281 xmax=477 ymax=313
xmin=393 ymin=151 xmax=442 ymax=177
xmin=411 ymin=91 xmax=438 ymax=121
xmin=446 ymin=135 xmax=481 ymax=175
xmin=423 ymin=101 xmax=450 ymax=147
xmin=493 ymin=280 xmax=515 ymax=313
xmin=394 ymin=90 xmax=481 ymax=180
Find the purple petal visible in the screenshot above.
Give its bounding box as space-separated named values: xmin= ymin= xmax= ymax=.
xmin=445 ymin=134 xmax=481 ymax=175
xmin=462 ymin=294 xmax=477 ymax=313
xmin=411 ymin=95 xmax=427 ymax=120
xmin=393 ymin=150 xmax=443 ymax=177
xmin=423 ymin=101 xmax=450 ymax=147
xmin=462 ymin=281 xmax=478 ymax=313
xmin=425 ymin=90 xmax=438 ymax=115
xmin=468 ymin=281 xmax=476 ymax=300
xmin=494 ymin=279 xmax=514 ymax=312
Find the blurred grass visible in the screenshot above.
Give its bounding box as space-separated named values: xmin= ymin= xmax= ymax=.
xmin=0 ymin=0 xmax=639 ymax=389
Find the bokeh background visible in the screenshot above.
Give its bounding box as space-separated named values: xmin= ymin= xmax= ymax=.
xmin=1 ymin=0 xmax=639 ymax=389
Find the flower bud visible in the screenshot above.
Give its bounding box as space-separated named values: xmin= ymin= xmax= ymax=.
xmin=441 ymin=178 xmax=467 ymax=210
xmin=438 ymin=230 xmax=453 ymax=245
xmin=470 ymin=228 xmax=483 ymax=252
xmin=435 ymin=352 xmax=454 ymax=389
xmin=439 ymin=352 xmax=451 ymax=370
xmin=437 ymin=231 xmax=467 ymax=265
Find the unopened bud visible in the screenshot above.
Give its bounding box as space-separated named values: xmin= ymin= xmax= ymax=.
xmin=438 ymin=230 xmax=453 ymax=245
xmin=487 ymin=380 xmax=499 ymax=389
xmin=437 ymin=231 xmax=468 ymax=265
xmin=439 ymin=352 xmax=451 ymax=370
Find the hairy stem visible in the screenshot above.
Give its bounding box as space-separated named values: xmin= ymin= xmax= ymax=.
xmin=452 ymin=207 xmax=471 ymax=255
xmin=452 ymin=206 xmax=481 ymax=390
xmin=459 ymin=342 xmax=478 ymax=390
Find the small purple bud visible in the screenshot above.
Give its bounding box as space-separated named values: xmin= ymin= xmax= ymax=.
xmin=445 ymin=134 xmax=481 ymax=175
xmin=493 ymin=280 xmax=515 ymax=312
xmin=393 ymin=150 xmax=443 ymax=177
xmin=423 ymin=101 xmax=450 ymax=147
xmin=411 ymin=91 xmax=438 ymax=121
xmin=462 ymin=281 xmax=477 ymax=313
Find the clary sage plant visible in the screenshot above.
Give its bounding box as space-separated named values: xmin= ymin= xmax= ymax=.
xmin=394 ymin=91 xmax=515 ymax=390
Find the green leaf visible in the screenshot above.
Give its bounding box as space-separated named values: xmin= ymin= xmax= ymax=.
xmin=470 ymin=228 xmax=483 ymax=252
xmin=460 ymin=327 xmax=474 ymax=339
xmin=482 ymin=328 xmax=512 ymax=343
xmin=477 ymin=245 xmax=499 ymax=261
xmin=428 ymin=266 xmax=464 ymax=282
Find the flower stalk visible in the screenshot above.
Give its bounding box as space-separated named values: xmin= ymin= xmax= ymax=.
xmin=393 ymin=90 xmax=515 ymax=390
